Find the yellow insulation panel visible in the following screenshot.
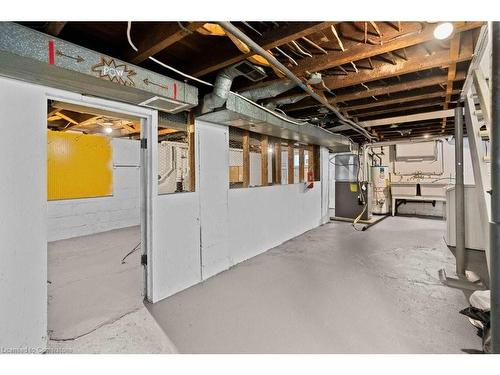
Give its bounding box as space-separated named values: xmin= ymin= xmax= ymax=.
xmin=47 ymin=130 xmax=113 ymax=200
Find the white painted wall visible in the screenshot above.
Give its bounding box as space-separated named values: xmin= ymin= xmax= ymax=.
xmin=150 ymin=119 xmax=330 ymax=302
xmin=0 ymin=76 xmax=331 ymax=346
xmin=394 ymin=138 xmax=474 ymax=217
xmin=47 ymin=139 xmax=140 ymax=241
xmin=0 ymin=78 xmax=47 ymax=351
xmin=197 ymin=122 xmax=231 ymax=279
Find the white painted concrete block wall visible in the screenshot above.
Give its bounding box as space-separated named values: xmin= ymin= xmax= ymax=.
xmin=396 ymin=138 xmax=474 ymax=217
xmin=47 ymin=139 xmax=140 ymax=242
xmin=0 ymin=78 xmax=47 ymax=351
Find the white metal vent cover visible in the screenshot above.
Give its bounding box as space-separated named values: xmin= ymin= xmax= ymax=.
xmin=139 ymin=96 xmax=191 ymax=113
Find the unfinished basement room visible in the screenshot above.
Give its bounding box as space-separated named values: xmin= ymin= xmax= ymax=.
xmin=1 ymin=2 xmax=500 ymax=370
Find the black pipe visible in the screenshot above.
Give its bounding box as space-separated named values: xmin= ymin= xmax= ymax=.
xmin=491 ymin=21 xmax=500 ymax=354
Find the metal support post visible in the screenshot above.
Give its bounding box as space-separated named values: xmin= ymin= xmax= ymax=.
xmin=455 ymin=105 xmax=466 ymax=276
xmin=490 ymin=20 xmax=500 ymax=354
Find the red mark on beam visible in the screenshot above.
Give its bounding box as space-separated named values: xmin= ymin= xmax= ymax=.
xmin=173 ymin=82 xmax=177 ymax=100
xmin=48 ymin=40 xmax=55 ymax=65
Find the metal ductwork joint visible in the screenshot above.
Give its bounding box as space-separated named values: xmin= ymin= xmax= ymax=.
xmin=264 ymin=93 xmax=308 ymax=110
xmin=201 ymin=61 xmax=267 ymax=114
xmin=240 ymin=79 xmax=297 ymax=102
xmin=201 ymin=66 xmax=243 ymax=114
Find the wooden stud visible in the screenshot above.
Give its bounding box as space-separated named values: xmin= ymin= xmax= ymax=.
xmin=313 ymin=145 xmax=321 ymax=181
xmin=261 ymin=135 xmax=269 ymax=186
xmin=299 ymin=147 xmax=305 ymax=182
xmin=187 ymin=112 xmax=196 ymax=192
xmin=274 ymin=140 xmax=282 ymax=184
xmin=288 ymin=141 xmax=294 ymax=184
xmin=307 ymin=146 xmax=314 ymax=180
xmin=242 ymin=130 xmax=250 ymax=188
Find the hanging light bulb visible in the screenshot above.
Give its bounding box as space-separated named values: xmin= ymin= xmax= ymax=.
xmin=433 ymin=22 xmax=454 ymax=40
xmin=104 ymin=127 xmax=113 ymax=134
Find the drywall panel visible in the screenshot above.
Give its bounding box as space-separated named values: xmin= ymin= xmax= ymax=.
xmin=47 ymin=139 xmax=140 ymax=241
xmin=196 ymin=120 xmax=231 ymax=279
xmin=228 ymin=183 xmax=322 ymax=265
xmin=150 ymin=119 xmax=201 ymax=302
xmin=0 ymin=77 xmax=47 ymax=351
xmin=151 ymin=192 xmax=202 ymax=301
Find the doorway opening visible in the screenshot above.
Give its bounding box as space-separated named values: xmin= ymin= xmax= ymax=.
xmin=45 ymin=99 xmax=148 ymax=344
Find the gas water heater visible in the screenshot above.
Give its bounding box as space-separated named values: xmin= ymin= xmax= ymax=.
xmin=371 ymin=166 xmax=391 ymax=215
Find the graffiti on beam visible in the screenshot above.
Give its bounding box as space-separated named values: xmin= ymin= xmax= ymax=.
xmin=91 ymin=57 xmax=136 ymax=87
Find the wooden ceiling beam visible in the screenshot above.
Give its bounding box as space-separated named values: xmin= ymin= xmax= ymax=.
xmin=290 ymin=22 xmax=482 ymax=76
xmin=188 ymin=22 xmax=337 ymax=77
xmin=353 ymin=101 xmax=447 ymax=119
xmin=126 ymin=22 xmax=205 ymax=64
xmin=321 ymin=36 xmax=474 ymax=90
xmin=45 ymin=22 xmax=67 ymax=36
xmin=442 ymin=32 xmax=464 ymax=127
xmin=344 ymin=89 xmax=461 ymax=112
xmin=282 ymin=71 xmax=466 ymax=113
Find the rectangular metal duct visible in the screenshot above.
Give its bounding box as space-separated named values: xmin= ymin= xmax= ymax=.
xmin=198 ymin=92 xmax=353 ymax=152
xmin=0 ymin=22 xmax=198 ymax=113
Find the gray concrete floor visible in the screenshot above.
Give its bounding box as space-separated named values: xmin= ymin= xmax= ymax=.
xmin=47 ymin=226 xmax=176 ymax=353
xmin=47 ymin=217 xmax=484 ymax=354
xmin=148 ymin=217 xmax=482 ymax=354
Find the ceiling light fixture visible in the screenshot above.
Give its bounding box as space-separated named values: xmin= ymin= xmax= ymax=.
xmin=433 ymin=22 xmax=454 ymax=40
xmin=104 ymin=127 xmax=113 ymax=134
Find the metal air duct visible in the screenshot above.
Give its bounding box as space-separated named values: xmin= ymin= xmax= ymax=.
xmin=240 ymin=79 xmax=297 ymax=102
xmin=199 ymin=91 xmax=353 ymax=153
xmin=201 ymin=60 xmax=266 ymax=113
xmin=0 ymin=22 xmax=198 ymax=114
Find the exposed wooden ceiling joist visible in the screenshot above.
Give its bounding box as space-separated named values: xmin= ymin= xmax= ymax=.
xmin=281 ymin=71 xmax=466 ymax=113
xmin=322 ymin=37 xmax=474 ymax=90
xmin=361 ymin=109 xmax=455 ymax=127
xmin=187 ymin=22 xmax=337 ymax=77
xmin=344 ymin=89 xmax=461 ymax=112
xmin=290 ymin=21 xmax=482 ymax=76
xmin=441 ymin=32 xmax=463 ymax=127
xmin=126 ymin=22 xmax=206 ymax=64
xmin=352 ymin=101 xmax=447 ymax=119
xmin=45 ymin=22 xmax=67 ymax=36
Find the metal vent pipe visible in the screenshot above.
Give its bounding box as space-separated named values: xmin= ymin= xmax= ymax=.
xmin=201 ymin=65 xmax=245 ymax=113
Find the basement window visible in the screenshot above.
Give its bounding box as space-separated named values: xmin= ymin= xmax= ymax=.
xmin=157 ymin=112 xmax=195 ymax=195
